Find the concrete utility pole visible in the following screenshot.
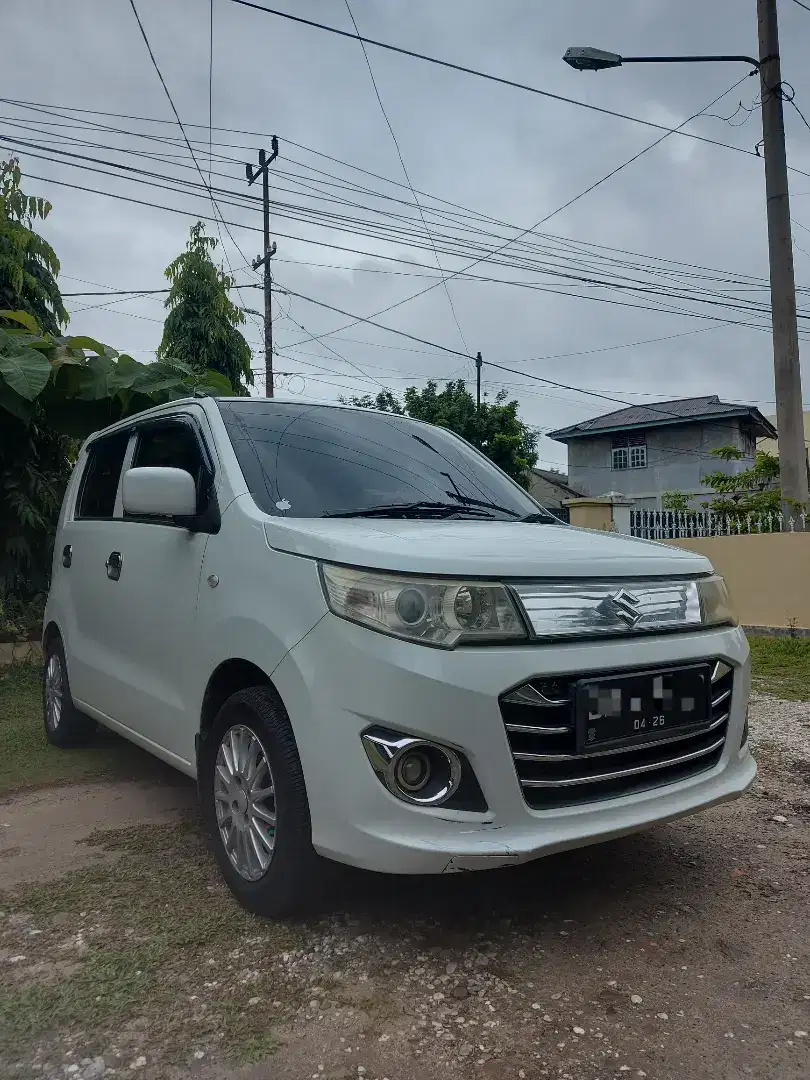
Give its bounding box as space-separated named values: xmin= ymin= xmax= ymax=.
xmin=247 ymin=137 xmax=279 ymax=396
xmin=757 ymin=0 xmax=808 ymax=520
xmin=564 ymin=14 xmax=809 ymax=523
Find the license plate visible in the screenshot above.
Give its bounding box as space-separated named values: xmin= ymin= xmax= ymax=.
xmin=575 ymin=664 xmax=711 ymax=755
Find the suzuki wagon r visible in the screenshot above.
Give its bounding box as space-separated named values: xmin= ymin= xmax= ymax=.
xmin=43 ymin=396 xmax=755 ymax=916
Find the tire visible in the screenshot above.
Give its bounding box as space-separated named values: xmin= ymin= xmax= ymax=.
xmin=201 ymin=686 xmax=329 ymax=918
xmin=43 ymin=635 xmax=98 ymax=748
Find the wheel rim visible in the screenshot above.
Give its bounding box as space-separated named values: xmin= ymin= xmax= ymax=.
xmin=44 ymin=653 xmax=63 ymax=731
xmin=214 ymin=724 xmax=276 ymax=881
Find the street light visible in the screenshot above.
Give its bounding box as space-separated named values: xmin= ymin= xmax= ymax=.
xmin=561 ymin=0 xmax=809 ymax=525
xmin=562 ymin=46 xmax=760 ymax=72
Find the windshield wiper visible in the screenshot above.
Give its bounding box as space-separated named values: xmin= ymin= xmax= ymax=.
xmin=323 ymin=501 xmax=497 ymax=519
xmin=520 ymin=511 xmax=558 ymax=523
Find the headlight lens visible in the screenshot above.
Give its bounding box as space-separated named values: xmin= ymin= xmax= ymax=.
xmin=697 ymin=575 xmax=738 ymax=628
xmin=320 ymin=564 xmax=527 ymax=647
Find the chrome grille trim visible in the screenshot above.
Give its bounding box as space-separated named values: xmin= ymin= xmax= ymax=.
xmin=501 ymin=661 xmax=733 ymax=810
xmin=519 ymin=737 xmax=726 ymax=789
xmin=512 ymin=710 xmax=729 ymax=762
xmin=513 ymin=579 xmax=702 ymax=640
xmin=505 ymin=722 xmax=571 ymax=735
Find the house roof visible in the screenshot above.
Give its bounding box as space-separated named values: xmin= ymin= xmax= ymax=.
xmin=530 ymin=468 xmax=583 ymax=501
xmin=547 ymin=395 xmax=778 ymax=442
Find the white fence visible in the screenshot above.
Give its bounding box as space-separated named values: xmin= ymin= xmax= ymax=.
xmin=629 ymin=509 xmax=809 ymax=540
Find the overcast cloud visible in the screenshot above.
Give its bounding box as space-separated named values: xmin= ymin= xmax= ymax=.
xmin=4 ymin=0 xmax=810 ymax=471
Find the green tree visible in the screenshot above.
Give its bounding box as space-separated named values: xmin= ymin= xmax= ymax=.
xmin=157 ymin=222 xmax=253 ymax=393
xmin=0 ymin=158 xmax=67 ymax=335
xmin=343 ymin=379 xmax=538 ymax=487
xmin=700 ymin=445 xmax=782 ymax=518
xmin=661 ymin=491 xmax=691 ymax=512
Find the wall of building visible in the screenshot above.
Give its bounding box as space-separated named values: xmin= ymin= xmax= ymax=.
xmin=663 ymin=533 xmax=810 ymax=630
xmin=566 ymin=419 xmax=750 ymax=507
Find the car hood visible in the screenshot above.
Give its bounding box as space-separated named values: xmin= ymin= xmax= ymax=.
xmin=262 ymin=517 xmax=713 ymax=579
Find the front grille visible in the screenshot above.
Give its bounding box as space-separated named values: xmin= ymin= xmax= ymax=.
xmin=501 ymin=662 xmax=733 ymax=810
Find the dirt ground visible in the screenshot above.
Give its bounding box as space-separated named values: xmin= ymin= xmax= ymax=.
xmin=1 ymin=692 xmax=809 ymax=1080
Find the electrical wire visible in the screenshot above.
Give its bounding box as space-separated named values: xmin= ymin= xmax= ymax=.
xmin=1 ymin=97 xmax=792 ymax=296
xmin=221 ymin=0 xmax=789 ymax=171
xmin=341 ymin=0 xmax=469 ymax=355
xmin=281 ymin=74 xmax=759 ymax=351
xmin=8 ymin=134 xmax=792 ymax=327
xmin=125 ymin=0 xmax=262 ymax=344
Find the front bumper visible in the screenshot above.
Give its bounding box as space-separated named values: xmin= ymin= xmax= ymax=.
xmin=273 ymin=617 xmax=754 ymax=874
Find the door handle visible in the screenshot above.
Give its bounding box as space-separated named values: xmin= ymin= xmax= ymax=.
xmin=61 ymin=544 xmax=72 ymax=568
xmin=105 ymin=551 xmax=123 ymax=581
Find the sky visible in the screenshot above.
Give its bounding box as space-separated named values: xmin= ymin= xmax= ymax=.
xmin=4 ymin=0 xmax=810 ymax=474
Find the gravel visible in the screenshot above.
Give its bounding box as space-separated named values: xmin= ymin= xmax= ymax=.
xmin=748 ymin=691 xmax=810 ymax=764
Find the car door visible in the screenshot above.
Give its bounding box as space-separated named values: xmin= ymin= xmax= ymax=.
xmin=57 ymin=429 xmax=133 ymax=715
xmin=97 ymin=414 xmax=216 ymax=766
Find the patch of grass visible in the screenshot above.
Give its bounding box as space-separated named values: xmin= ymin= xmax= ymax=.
xmin=0 ymin=663 xmax=173 ymax=797
xmin=748 ymin=635 xmax=810 ymax=700
xmin=0 ymin=821 xmax=306 ymax=1071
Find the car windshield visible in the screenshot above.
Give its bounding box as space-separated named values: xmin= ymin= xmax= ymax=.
xmin=217 ymin=399 xmax=556 ymax=521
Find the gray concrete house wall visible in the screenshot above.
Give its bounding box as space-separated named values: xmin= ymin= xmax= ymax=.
xmin=567 ymin=418 xmax=752 ymax=508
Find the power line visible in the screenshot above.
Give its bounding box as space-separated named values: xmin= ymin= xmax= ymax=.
xmin=2 ymin=97 xmax=793 ymax=294
xmin=791 ymin=0 xmax=810 ymax=12
xmin=280 ymin=74 xmax=758 ymax=351
xmin=20 ymin=161 xmax=803 ymax=340
xmin=125 ymin=0 xmax=261 ymax=344
xmin=11 ymin=137 xmax=791 ymax=327
xmin=222 ymin=0 xmax=787 ymax=170
xmin=341 ymin=0 xmax=469 ymax=356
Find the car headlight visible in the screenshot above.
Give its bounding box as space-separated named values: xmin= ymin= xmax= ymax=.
xmin=697 ymin=575 xmax=738 ymax=628
xmin=319 ymin=564 xmax=527 ymax=647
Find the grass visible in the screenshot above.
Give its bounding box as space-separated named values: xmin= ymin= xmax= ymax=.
xmin=0 ymin=821 xmax=297 ymax=1071
xmin=748 ymin=634 xmax=810 ymax=700
xmin=0 ymin=664 xmax=169 ymax=797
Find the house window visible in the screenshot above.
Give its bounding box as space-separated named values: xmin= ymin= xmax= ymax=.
xmin=612 ymin=432 xmax=647 ymax=471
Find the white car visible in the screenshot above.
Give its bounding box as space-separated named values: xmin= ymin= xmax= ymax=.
xmin=43 ymin=397 xmax=755 ymax=916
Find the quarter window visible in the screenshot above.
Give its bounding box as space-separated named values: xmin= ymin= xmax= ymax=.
xmin=611 ymin=432 xmax=647 ymax=471
xmin=76 ymin=432 xmax=130 ymax=519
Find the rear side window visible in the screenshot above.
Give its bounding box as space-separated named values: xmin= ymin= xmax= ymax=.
xmin=76 ymin=432 xmax=130 ymax=519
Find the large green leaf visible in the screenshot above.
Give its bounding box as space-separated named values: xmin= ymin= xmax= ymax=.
xmin=0 ymin=345 xmax=52 ymax=400
xmin=0 ymin=378 xmax=34 ymax=424
xmin=65 ymin=335 xmax=118 ymax=358
xmin=73 ymin=354 xmax=116 ymax=401
xmin=0 ymin=309 xmax=40 ymax=333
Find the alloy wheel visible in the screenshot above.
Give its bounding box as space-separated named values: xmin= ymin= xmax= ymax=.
xmin=214 ymin=724 xmax=277 ymax=881
xmin=44 ymin=653 xmax=63 ymax=731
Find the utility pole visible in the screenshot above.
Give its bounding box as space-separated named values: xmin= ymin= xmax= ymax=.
xmin=247 ymin=136 xmax=279 ymax=396
xmin=475 ymin=351 xmax=483 ymax=413
xmin=757 ymin=0 xmax=808 ymax=522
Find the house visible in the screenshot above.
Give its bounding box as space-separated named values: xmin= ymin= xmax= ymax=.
xmin=547 ymin=395 xmax=777 ymax=510
xmin=757 ymin=411 xmax=810 ymax=482
xmin=528 ymin=467 xmax=583 ymax=521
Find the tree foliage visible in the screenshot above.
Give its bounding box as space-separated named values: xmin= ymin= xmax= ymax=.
xmin=699 ymin=445 xmax=782 ymax=516
xmin=343 ymin=379 xmax=538 ymax=487
xmin=157 ymin=222 xmax=253 ymax=393
xmin=0 ymin=158 xmax=68 ymax=335
xmin=1 ymin=310 xmax=232 ymax=601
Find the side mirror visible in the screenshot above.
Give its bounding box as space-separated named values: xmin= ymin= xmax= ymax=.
xmin=122 ymin=467 xmax=197 ymax=518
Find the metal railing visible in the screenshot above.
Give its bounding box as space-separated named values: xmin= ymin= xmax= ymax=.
xmin=629 ymin=509 xmax=809 ymax=540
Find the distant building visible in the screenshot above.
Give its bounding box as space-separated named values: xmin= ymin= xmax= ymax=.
xmin=548 ymin=396 xmax=777 ymax=510
xmin=528 ymin=468 xmax=583 ymax=522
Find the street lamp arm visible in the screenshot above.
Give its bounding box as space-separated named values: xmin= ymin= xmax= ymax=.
xmin=621 ymin=54 xmax=761 ymax=69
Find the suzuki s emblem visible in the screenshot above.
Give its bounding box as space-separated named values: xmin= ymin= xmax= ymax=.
xmin=598 ymin=588 xmax=642 ymax=627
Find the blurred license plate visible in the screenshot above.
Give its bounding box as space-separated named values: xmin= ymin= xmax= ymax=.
xmin=575 ymin=665 xmax=711 ymax=754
